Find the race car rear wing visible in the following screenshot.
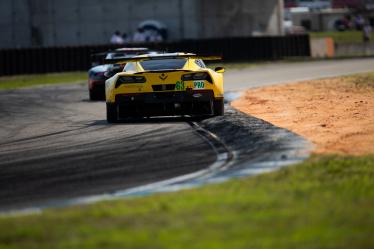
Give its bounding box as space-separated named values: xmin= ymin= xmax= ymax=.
xmin=105 ymin=53 xmax=222 ymax=64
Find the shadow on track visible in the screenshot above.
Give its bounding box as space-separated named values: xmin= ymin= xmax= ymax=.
xmin=86 ymin=115 xmax=213 ymax=126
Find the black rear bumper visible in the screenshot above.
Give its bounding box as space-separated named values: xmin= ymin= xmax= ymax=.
xmin=115 ymin=90 xmax=216 ymax=117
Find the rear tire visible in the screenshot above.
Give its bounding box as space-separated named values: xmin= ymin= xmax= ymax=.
xmin=213 ymin=99 xmax=224 ymax=116
xmin=89 ymin=86 xmax=106 ymax=101
xmin=89 ymin=89 xmax=99 ymax=101
xmin=106 ymin=103 xmax=118 ymax=123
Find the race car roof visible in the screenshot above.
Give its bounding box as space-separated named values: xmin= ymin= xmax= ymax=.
xmin=91 ymin=47 xmax=150 ymax=58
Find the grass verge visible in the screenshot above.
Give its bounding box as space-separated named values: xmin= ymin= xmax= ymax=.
xmin=345 ymin=71 xmax=374 ymax=88
xmin=0 ymin=155 xmax=373 ymax=249
xmin=310 ymin=31 xmax=374 ymax=44
xmin=0 ymin=72 xmax=87 ymax=90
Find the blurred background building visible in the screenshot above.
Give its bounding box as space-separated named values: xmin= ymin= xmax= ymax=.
xmin=0 ymin=0 xmax=284 ymax=49
xmin=284 ymin=0 xmax=374 ymax=33
xmin=285 ymin=0 xmax=374 ymax=9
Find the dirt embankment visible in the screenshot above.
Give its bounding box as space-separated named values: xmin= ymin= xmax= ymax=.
xmin=232 ymin=73 xmax=374 ymax=155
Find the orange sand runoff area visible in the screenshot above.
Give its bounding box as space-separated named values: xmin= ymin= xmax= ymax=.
xmin=232 ymin=73 xmax=374 ymax=155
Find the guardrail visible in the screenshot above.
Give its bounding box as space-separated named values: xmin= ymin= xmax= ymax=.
xmin=0 ymin=35 xmax=310 ymax=76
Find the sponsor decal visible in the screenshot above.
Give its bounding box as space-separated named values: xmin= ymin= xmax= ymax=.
xmin=175 ymin=81 xmax=185 ymax=91
xmin=193 ymin=81 xmax=205 ymax=89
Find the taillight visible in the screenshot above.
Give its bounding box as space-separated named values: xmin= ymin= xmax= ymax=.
xmin=95 ymin=72 xmax=105 ymax=77
xmin=182 ymin=72 xmax=212 ymax=83
xmin=89 ymin=71 xmax=106 ymax=80
xmin=115 ymin=76 xmax=146 ymax=88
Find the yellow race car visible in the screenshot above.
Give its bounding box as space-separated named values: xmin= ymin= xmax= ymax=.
xmin=105 ymin=53 xmax=224 ymax=122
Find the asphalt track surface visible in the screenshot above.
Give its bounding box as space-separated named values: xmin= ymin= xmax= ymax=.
xmin=0 ymin=58 xmax=373 ymax=212
xmin=0 ymin=85 xmax=216 ymax=211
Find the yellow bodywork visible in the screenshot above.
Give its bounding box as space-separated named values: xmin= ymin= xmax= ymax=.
xmin=105 ymin=54 xmax=224 ymax=103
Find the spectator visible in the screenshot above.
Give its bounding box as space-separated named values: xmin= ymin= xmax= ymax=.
xmin=334 ymin=19 xmax=346 ymax=31
xmin=122 ymin=33 xmax=131 ymax=43
xmin=354 ymin=15 xmax=365 ymax=31
xmin=149 ymin=30 xmax=163 ymax=42
xmin=133 ymin=28 xmax=147 ymax=43
xmin=363 ymin=23 xmax=372 ymax=43
xmin=343 ymin=15 xmax=353 ymax=30
xmin=110 ymin=30 xmax=124 ymax=44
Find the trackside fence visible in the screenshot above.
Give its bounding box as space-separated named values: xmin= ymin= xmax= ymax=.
xmin=0 ymin=35 xmax=310 ymax=76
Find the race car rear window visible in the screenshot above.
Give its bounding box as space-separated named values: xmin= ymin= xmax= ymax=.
xmin=140 ymin=59 xmax=187 ymax=70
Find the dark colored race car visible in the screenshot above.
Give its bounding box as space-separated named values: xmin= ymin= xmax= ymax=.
xmin=88 ymin=48 xmax=151 ymax=100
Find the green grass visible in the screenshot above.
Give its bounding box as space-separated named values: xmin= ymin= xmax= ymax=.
xmin=345 ymin=72 xmax=374 ymax=89
xmin=310 ymin=31 xmax=374 ymax=44
xmin=0 ymin=72 xmax=87 ymax=90
xmin=0 ymin=155 xmax=373 ymax=249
